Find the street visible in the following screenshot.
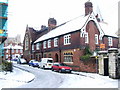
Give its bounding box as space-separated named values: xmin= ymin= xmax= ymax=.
xmin=14 ymin=64 xmax=64 ymax=88
xmin=13 ymin=63 xmax=118 ymax=88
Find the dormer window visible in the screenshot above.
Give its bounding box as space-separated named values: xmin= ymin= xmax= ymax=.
xmin=64 ymin=34 xmax=71 ymax=45
xmin=54 ymin=38 xmax=58 ymax=47
xmin=48 ymin=40 xmax=51 ymax=48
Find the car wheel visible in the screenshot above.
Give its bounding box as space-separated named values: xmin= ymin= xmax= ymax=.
xmin=43 ymin=66 xmax=45 ymax=69
xmin=52 ymin=68 xmax=54 ymax=71
xmin=59 ymin=69 xmax=62 ymax=73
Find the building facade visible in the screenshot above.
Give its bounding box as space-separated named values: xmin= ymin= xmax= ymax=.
xmin=23 ymin=1 xmax=119 ymax=72
xmin=4 ymin=44 xmax=23 ymax=60
xmin=0 ymin=0 xmax=8 ymax=63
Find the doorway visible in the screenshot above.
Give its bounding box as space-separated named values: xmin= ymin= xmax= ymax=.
xmin=55 ymin=53 xmax=59 ymax=62
xmin=104 ymin=58 xmax=109 ymax=76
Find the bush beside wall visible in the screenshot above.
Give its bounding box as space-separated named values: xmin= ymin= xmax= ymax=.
xmin=1 ymin=60 xmax=13 ymax=72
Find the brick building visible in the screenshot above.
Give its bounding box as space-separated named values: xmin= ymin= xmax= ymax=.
xmin=23 ymin=1 xmax=118 ymax=72
xmin=4 ymin=44 xmax=23 ymax=60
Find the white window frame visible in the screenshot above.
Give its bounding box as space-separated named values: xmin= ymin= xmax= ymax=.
xmin=95 ymin=34 xmax=98 ymax=44
xmin=48 ymin=40 xmax=51 ymax=48
xmin=32 ymin=44 xmax=34 ymax=50
xmin=12 ymin=49 xmax=14 ymax=53
xmin=108 ymin=37 xmax=113 ymax=46
xmin=54 ymin=38 xmax=58 ymax=47
xmin=16 ymin=49 xmax=18 ymax=53
xmin=6 ymin=54 xmax=8 ymax=59
xmin=6 ymin=49 xmax=8 ymax=53
xmin=64 ymin=34 xmax=71 ymax=45
xmin=20 ymin=49 xmax=23 ymax=53
xmin=85 ymin=32 xmax=89 ymax=43
xmin=36 ymin=43 xmax=40 ymax=50
xmin=43 ymin=41 xmax=47 ymax=49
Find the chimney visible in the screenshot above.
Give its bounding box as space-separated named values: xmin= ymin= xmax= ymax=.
xmin=41 ymin=25 xmax=46 ymax=30
xmin=48 ymin=18 xmax=57 ymax=31
xmin=85 ymin=1 xmax=93 ymax=16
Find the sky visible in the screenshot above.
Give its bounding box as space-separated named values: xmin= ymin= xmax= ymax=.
xmin=5 ymin=0 xmax=120 ymax=42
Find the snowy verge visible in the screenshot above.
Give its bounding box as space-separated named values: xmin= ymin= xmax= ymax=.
xmin=0 ymin=67 xmax=35 ymax=89
xmin=0 ymin=67 xmax=35 ymax=83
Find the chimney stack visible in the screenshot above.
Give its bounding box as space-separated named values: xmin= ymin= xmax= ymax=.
xmin=85 ymin=1 xmax=93 ymax=16
xmin=48 ymin=18 xmax=57 ymax=31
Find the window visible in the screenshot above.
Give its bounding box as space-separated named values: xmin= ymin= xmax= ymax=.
xmin=12 ymin=49 xmax=14 ymax=53
xmin=48 ymin=40 xmax=51 ymax=48
xmin=54 ymin=38 xmax=58 ymax=47
xmin=36 ymin=43 xmax=40 ymax=50
xmin=85 ymin=32 xmax=89 ymax=43
xmin=6 ymin=49 xmax=8 ymax=53
xmin=20 ymin=49 xmax=23 ymax=53
xmin=32 ymin=44 xmax=34 ymax=50
xmin=43 ymin=53 xmax=47 ymax=58
xmin=6 ymin=55 xmax=8 ymax=59
xmin=108 ymin=37 xmax=113 ymax=46
xmin=64 ymin=52 xmax=73 ymax=62
xmin=25 ymin=34 xmax=29 ymax=50
xmin=64 ymin=34 xmax=71 ymax=45
xmin=16 ymin=49 xmax=18 ymax=53
xmin=95 ymin=34 xmax=98 ymax=44
xmin=43 ymin=41 xmax=47 ymax=49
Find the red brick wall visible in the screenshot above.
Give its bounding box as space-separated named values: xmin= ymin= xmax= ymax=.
xmin=86 ymin=21 xmax=100 ymax=51
xmin=103 ymin=36 xmax=119 ymax=49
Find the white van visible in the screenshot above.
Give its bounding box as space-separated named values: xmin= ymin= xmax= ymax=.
xmin=39 ymin=58 xmax=54 ymax=69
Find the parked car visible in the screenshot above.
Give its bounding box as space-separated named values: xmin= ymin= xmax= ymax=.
xmin=52 ymin=63 xmax=72 ymax=73
xmin=12 ymin=58 xmax=19 ymax=62
xmin=39 ymin=58 xmax=54 ymax=69
xmin=17 ymin=58 xmax=27 ymax=64
xmin=28 ymin=60 xmax=39 ymax=67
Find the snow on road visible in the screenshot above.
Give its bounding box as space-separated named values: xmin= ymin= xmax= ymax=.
xmin=58 ymin=72 xmax=118 ymax=88
xmin=0 ymin=64 xmax=119 ymax=88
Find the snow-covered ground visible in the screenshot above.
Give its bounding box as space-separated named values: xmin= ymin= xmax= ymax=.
xmin=0 ymin=67 xmax=35 ymax=89
xmin=0 ymin=64 xmax=119 ymax=89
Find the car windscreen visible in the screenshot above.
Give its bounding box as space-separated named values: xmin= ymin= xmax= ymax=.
xmin=47 ymin=60 xmax=53 ymax=63
xmin=59 ymin=63 xmax=67 ymax=66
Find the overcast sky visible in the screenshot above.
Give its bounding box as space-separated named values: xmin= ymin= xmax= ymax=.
xmin=6 ymin=0 xmax=120 ymax=42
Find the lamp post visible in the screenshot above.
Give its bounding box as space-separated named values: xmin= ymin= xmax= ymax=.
xmin=9 ymin=44 xmax=12 ymax=62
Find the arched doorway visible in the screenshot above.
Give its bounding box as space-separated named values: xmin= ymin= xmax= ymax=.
xmin=55 ymin=53 xmax=59 ymax=62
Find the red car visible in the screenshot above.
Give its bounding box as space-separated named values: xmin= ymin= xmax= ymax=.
xmin=52 ymin=63 xmax=72 ymax=73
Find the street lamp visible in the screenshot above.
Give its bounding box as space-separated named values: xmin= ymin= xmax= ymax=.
xmin=9 ymin=44 xmax=12 ymax=62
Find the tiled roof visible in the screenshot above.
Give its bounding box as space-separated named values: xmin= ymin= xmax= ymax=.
xmin=34 ymin=12 xmax=118 ymax=44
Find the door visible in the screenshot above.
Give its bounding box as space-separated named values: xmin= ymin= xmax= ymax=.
xmin=104 ymin=58 xmax=109 ymax=76
xmin=55 ymin=53 xmax=59 ymax=62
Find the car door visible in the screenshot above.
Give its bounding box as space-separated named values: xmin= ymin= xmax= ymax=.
xmin=54 ymin=64 xmax=59 ymax=71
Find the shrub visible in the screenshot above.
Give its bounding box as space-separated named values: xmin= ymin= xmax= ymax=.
xmin=2 ymin=60 xmax=13 ymax=72
xmin=81 ymin=54 xmax=91 ymax=61
xmin=81 ymin=46 xmax=92 ymax=61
